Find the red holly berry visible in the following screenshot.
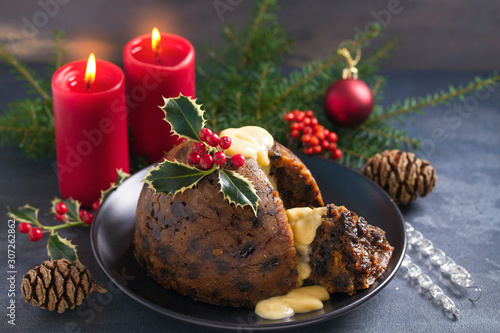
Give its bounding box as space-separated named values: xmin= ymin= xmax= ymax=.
xmin=187 ymin=152 xmax=201 ymax=165
xmin=328 ymin=132 xmax=338 ymax=143
xmin=213 ymin=151 xmax=227 ymax=165
xmin=313 ymin=145 xmax=322 ymax=154
xmin=284 ymin=112 xmax=295 ymax=122
xmin=290 ymin=122 xmax=300 ymax=131
xmin=310 ymin=136 xmax=320 ymax=147
xmin=315 ymin=130 xmax=325 ymax=140
xmin=18 ymin=222 xmax=31 ymax=234
xmin=193 ymin=142 xmax=207 ymax=155
xmin=331 ymin=148 xmax=343 ymax=160
xmin=310 ymin=117 xmax=319 ymax=126
xmin=304 ymin=147 xmax=314 ymax=155
xmin=295 ymin=111 xmax=305 ymax=122
xmin=291 ymin=130 xmax=301 ymax=138
xmin=55 ymin=213 xmax=67 ymax=222
xmin=314 ymin=125 xmax=324 ymax=133
xmin=79 ymin=209 xmax=88 ymax=220
xmin=219 ymin=136 xmax=232 ymax=150
xmin=55 ymin=202 xmax=68 ymax=215
xmin=231 ymin=154 xmax=246 ymax=167
xmin=206 ymin=133 xmax=220 ymax=147
xmin=329 ymin=142 xmax=338 ymax=151
xmin=303 ymin=117 xmax=311 ymax=126
xmin=301 ymin=134 xmax=312 ymax=143
xmin=92 ymin=200 xmax=100 ymax=212
xmin=305 ymin=110 xmax=314 ymax=118
xmin=28 ymin=227 xmax=43 ymax=242
xmin=199 ymin=128 xmax=213 ymax=142
xmin=303 ymin=126 xmax=313 ymax=135
xmin=199 ymin=154 xmax=214 ymax=170
xmin=83 ymin=212 xmax=94 ymax=225
xmin=321 ymin=139 xmax=330 ymax=149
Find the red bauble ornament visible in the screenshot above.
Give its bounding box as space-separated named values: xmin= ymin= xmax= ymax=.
xmin=324 ymin=78 xmax=373 ymax=127
xmin=324 ymin=40 xmax=374 ymax=127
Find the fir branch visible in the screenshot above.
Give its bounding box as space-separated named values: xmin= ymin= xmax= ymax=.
xmin=240 ymin=0 xmax=273 ymax=67
xmin=54 ymin=30 xmax=65 ymax=69
xmin=256 ymin=64 xmax=270 ymax=119
xmin=371 ymin=77 xmax=384 ymax=97
xmin=338 ymin=146 xmax=372 ymax=161
xmin=0 ymin=45 xmax=51 ymax=101
xmin=367 ymin=73 xmax=500 ymax=124
xmin=361 ymin=126 xmax=420 ymax=145
xmin=365 ymin=37 xmax=398 ymax=66
xmin=223 ymin=26 xmax=242 ymax=49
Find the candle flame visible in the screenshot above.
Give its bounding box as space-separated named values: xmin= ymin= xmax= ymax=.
xmin=84 ymin=53 xmax=96 ymax=86
xmin=151 ymin=27 xmax=161 ymax=52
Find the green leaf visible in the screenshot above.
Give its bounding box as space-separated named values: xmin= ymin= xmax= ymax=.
xmin=144 ymin=159 xmax=213 ymax=197
xmin=100 ymin=168 xmax=131 ymax=204
xmin=46 ymin=232 xmax=78 ymax=262
xmin=7 ymin=204 xmax=39 ymax=224
xmin=51 ymin=197 xmax=81 ymax=222
xmin=160 ymin=94 xmax=207 ymax=141
xmin=218 ymin=169 xmax=259 ymax=215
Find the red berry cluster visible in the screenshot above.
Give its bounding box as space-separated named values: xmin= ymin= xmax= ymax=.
xmin=188 ymin=128 xmax=246 ymax=170
xmin=55 ymin=201 xmax=96 ymax=225
xmin=284 ymin=109 xmax=342 ymax=160
xmin=17 ymin=201 xmax=100 ymax=242
xmin=18 ymin=222 xmax=42 ymax=242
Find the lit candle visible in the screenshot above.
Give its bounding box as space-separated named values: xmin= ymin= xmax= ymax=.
xmin=52 ymin=54 xmax=129 ymax=206
xmin=123 ymin=28 xmax=195 ymax=162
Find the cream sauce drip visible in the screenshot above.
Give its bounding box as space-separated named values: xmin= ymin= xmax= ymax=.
xmin=286 ymin=207 xmax=327 ymax=285
xmin=219 ymin=126 xmax=274 ymax=168
xmin=255 ymin=207 xmax=329 ymax=320
xmin=255 ymin=286 xmax=330 ymax=320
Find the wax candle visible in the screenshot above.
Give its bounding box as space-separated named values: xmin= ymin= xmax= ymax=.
xmin=123 ymin=29 xmax=195 ymax=162
xmin=52 ymin=54 xmax=129 ymax=206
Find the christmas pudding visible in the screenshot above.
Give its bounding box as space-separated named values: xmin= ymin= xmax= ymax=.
xmin=133 ymin=96 xmax=393 ymax=314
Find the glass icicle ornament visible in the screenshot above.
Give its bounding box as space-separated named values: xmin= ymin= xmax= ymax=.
xmin=404 ymin=222 xmax=479 ymax=290
xmin=400 ymin=254 xmax=460 ymax=319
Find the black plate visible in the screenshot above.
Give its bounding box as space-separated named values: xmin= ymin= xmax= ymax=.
xmin=91 ymin=154 xmax=406 ymax=331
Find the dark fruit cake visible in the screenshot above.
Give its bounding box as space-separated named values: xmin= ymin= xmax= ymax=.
xmin=134 ymin=140 xmax=323 ymax=307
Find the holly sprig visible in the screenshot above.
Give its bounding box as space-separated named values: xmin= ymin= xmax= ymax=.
xmin=143 ymin=95 xmax=260 ymax=214
xmin=7 ymin=169 xmax=130 ymax=262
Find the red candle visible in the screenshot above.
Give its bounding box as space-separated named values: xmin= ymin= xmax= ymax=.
xmin=52 ymin=54 xmax=129 ymax=206
xmin=123 ymin=28 xmax=195 ymax=162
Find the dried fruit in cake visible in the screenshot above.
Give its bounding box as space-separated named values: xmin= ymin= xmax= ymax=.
xmin=307 ymin=204 xmax=394 ymax=295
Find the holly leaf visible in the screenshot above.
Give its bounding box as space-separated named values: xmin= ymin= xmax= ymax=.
xmin=99 ymin=168 xmax=131 ymax=204
xmin=51 ymin=197 xmax=81 ymax=222
xmin=161 ymin=94 xmax=206 ymax=141
xmin=218 ymin=169 xmax=259 ymax=215
xmin=7 ymin=204 xmax=39 ymax=224
xmin=144 ymin=159 xmax=213 ymax=197
xmin=47 ymin=232 xmax=79 ymax=262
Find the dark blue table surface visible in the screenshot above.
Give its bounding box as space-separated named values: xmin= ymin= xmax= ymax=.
xmin=1 ymin=66 xmax=499 ymax=332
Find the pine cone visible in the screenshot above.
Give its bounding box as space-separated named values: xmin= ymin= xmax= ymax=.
xmin=21 ymin=258 xmax=106 ymax=313
xmin=361 ymin=149 xmax=437 ymax=205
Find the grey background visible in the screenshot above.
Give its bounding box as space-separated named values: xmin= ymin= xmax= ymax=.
xmin=0 ymin=0 xmax=499 ymax=70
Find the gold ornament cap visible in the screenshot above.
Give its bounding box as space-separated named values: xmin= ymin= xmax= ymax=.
xmin=337 ymin=40 xmax=361 ymax=79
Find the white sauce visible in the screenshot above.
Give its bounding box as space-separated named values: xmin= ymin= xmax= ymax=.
xmin=287 ymin=207 xmax=327 ymax=285
xmin=219 ymin=126 xmax=274 ymax=168
xmin=255 ymin=285 xmax=330 ymax=320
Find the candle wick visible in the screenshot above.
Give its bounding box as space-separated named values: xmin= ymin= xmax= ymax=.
xmin=155 ymin=47 xmax=161 ymax=65
xmin=86 ymin=81 xmax=90 ymax=91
